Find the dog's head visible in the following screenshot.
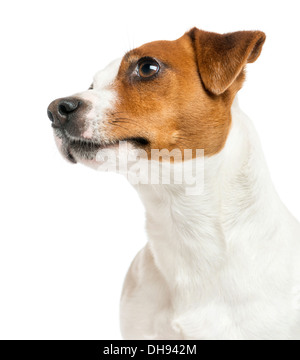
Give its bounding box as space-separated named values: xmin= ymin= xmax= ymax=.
xmin=47 ymin=28 xmax=265 ymax=166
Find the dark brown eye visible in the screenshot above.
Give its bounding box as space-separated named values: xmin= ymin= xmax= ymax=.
xmin=138 ymin=59 xmax=160 ymax=78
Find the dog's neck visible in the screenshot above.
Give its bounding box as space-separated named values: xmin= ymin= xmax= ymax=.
xmin=135 ymin=98 xmax=282 ymax=309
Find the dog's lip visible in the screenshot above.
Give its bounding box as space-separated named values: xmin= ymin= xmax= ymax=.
xmin=67 ymin=136 xmax=150 ymax=153
xmin=58 ymin=129 xmax=149 ymax=150
xmin=53 ymin=124 xmax=150 ymax=147
xmin=68 ymin=136 xmax=105 ymax=148
xmin=66 ymin=148 xmax=77 ymax=164
xmin=53 ymin=126 xmax=150 ymax=163
xmin=65 ymin=134 xmax=109 ymax=163
xmin=54 ymin=127 xmax=106 ymax=149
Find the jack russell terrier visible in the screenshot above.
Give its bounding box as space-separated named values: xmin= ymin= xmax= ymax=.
xmin=47 ymin=28 xmax=300 ymax=340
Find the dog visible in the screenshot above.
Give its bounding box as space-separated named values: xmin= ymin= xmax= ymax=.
xmin=47 ymin=28 xmax=300 ymax=340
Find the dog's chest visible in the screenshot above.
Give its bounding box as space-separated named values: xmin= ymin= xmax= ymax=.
xmin=120 ymin=242 xmax=300 ymax=340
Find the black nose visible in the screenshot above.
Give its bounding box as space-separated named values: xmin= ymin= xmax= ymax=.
xmin=47 ymin=97 xmax=81 ymax=127
xmin=58 ymin=99 xmax=80 ymax=116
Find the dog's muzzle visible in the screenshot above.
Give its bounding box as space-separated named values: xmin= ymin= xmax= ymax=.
xmin=47 ymin=97 xmax=101 ymax=163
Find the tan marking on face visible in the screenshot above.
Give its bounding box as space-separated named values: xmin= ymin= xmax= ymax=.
xmin=97 ymin=29 xmax=265 ymax=160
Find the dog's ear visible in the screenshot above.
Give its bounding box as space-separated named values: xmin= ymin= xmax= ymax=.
xmin=188 ymin=28 xmax=266 ymax=95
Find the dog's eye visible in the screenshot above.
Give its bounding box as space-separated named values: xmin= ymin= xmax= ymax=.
xmin=88 ymin=84 xmax=93 ymax=90
xmin=138 ymin=59 xmax=160 ymax=78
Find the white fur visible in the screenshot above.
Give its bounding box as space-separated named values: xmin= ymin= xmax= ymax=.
xmin=120 ymin=99 xmax=300 ymax=340
xmin=53 ymin=59 xmax=122 ymax=166
xmin=75 ymin=58 xmax=121 ymax=143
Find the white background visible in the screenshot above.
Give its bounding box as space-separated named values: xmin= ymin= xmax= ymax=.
xmin=0 ymin=0 xmax=299 ymax=339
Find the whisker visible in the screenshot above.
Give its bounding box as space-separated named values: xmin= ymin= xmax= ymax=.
xmin=109 ymin=111 xmax=127 ymax=116
xmin=107 ymin=122 xmax=129 ymax=131
xmin=108 ymin=116 xmax=140 ymax=125
xmin=111 ymin=121 xmax=132 ymax=126
xmin=114 ymin=117 xmax=139 ymax=122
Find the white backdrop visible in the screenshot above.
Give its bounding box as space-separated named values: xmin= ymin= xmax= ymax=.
xmin=0 ymin=0 xmax=299 ymax=339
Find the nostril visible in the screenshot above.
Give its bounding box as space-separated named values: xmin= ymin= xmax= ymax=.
xmin=58 ymin=104 xmax=68 ymax=116
xmin=58 ymin=99 xmax=80 ymax=117
xmin=47 ymin=110 xmax=54 ymax=122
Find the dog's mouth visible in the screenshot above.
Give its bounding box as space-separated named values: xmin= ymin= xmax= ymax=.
xmin=67 ymin=138 xmax=105 ymax=163
xmin=53 ymin=127 xmax=150 ymax=164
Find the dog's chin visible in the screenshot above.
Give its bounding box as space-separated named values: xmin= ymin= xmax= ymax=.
xmin=53 ymin=131 xmax=150 ymax=170
xmin=54 ymin=132 xmax=117 ymax=167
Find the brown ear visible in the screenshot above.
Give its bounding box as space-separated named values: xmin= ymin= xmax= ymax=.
xmin=188 ymin=28 xmax=266 ymax=95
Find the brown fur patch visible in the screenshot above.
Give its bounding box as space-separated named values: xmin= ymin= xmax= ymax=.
xmin=102 ymin=28 xmax=265 ymax=159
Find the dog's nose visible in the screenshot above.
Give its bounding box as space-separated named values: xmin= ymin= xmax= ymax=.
xmin=47 ymin=97 xmax=81 ymax=127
